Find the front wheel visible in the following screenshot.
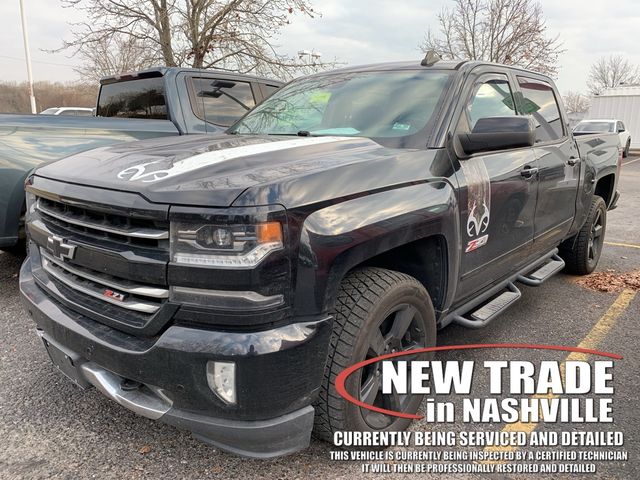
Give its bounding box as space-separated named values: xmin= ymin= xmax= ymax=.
xmin=623 ymin=139 xmax=631 ymax=158
xmin=313 ymin=267 xmax=436 ymax=442
xmin=560 ymin=195 xmax=607 ymax=275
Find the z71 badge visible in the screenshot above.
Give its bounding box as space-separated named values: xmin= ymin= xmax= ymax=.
xmin=465 ymin=234 xmax=489 ymax=253
xmin=103 ymin=289 xmax=127 ymax=302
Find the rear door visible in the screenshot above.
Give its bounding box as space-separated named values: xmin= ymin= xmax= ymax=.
xmin=515 ymin=76 xmax=580 ymax=254
xmin=454 ymin=72 xmax=539 ymax=302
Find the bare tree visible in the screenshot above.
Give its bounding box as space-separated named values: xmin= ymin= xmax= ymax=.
xmin=75 ymin=34 xmax=159 ymax=82
xmin=420 ymin=0 xmax=564 ymax=76
xmin=587 ymin=55 xmax=640 ymax=95
xmin=59 ymin=0 xmax=336 ymax=80
xmin=563 ymin=90 xmax=590 ymax=114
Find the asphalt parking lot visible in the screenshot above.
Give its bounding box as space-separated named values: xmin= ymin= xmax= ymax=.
xmin=1 ymin=156 xmax=639 ymax=479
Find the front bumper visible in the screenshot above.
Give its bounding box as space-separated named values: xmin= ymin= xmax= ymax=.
xmin=20 ymin=259 xmax=331 ymax=458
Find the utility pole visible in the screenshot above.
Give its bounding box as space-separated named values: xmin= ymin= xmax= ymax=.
xmin=18 ymin=0 xmax=37 ymax=114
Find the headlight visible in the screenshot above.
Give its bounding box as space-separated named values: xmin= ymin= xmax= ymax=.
xmin=170 ymin=214 xmax=284 ymax=268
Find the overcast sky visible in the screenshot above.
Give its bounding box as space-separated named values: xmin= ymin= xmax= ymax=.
xmin=0 ymin=0 xmax=638 ymax=94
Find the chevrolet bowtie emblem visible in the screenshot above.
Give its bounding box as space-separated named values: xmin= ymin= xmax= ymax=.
xmin=46 ymin=235 xmax=76 ymax=261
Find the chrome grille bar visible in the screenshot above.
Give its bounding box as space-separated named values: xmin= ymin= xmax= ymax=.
xmin=41 ymin=250 xmax=168 ymax=299
xmin=36 ymin=199 xmax=168 ymax=240
xmin=41 ymin=253 xmax=161 ymax=314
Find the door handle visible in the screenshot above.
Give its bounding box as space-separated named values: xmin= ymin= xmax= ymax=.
xmin=567 ymin=156 xmax=580 ymax=166
xmin=520 ymin=166 xmax=539 ymax=178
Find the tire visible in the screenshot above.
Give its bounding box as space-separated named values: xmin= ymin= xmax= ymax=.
xmin=623 ymin=139 xmax=630 ymax=158
xmin=313 ymin=267 xmax=437 ymax=442
xmin=560 ymin=195 xmax=607 ymax=275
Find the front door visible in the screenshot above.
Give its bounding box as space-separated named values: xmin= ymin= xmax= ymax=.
xmin=454 ymin=73 xmax=539 ymax=303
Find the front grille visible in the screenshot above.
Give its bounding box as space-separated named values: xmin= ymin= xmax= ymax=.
xmin=36 ymin=197 xmax=169 ymax=250
xmin=30 ymin=193 xmax=172 ymax=335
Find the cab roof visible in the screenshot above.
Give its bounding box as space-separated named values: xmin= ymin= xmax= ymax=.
xmin=307 ymin=59 xmax=554 ymax=83
xmin=100 ymin=67 xmax=282 ymax=86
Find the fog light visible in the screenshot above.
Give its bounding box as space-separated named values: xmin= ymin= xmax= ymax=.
xmin=206 ymin=361 xmax=236 ymax=405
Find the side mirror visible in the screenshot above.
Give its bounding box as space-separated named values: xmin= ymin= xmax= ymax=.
xmin=458 ymin=116 xmax=535 ymax=156
xmin=618 ymin=128 xmax=625 ymax=133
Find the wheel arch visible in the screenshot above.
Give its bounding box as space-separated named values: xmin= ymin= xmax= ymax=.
xmin=292 ymin=181 xmax=458 ymax=318
xmin=357 ymin=235 xmax=448 ymax=311
xmin=594 ymin=173 xmax=616 ymax=208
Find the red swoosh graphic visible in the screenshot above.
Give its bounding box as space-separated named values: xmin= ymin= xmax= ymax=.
xmin=335 ymin=343 xmax=623 ymax=420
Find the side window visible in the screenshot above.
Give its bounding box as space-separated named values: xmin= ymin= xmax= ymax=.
xmin=263 ymin=84 xmax=280 ymax=99
xmin=190 ymin=78 xmax=256 ymax=126
xmin=617 ymin=121 xmax=624 ymax=132
xmin=59 ymin=110 xmax=76 ymax=116
xmin=517 ymin=77 xmax=564 ymax=142
xmin=466 ymin=77 xmax=517 ymax=130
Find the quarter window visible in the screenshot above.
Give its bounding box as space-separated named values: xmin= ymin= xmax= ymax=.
xmin=517 ymin=77 xmax=564 ymax=142
xmin=263 ymin=85 xmax=280 ymax=98
xmin=190 ymin=78 xmax=256 ymax=126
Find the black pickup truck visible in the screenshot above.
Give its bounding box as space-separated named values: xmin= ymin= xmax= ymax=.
xmin=20 ymin=58 xmax=621 ymax=458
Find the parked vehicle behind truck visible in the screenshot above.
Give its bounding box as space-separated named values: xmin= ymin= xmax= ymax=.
xmin=39 ymin=107 xmax=94 ymax=116
xmin=0 ymin=68 xmax=281 ymax=251
xmin=574 ymin=118 xmax=632 ymax=157
xmin=20 ymin=58 xmax=621 ymax=458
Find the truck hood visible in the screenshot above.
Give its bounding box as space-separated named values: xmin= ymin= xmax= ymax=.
xmin=34 ymin=134 xmax=440 ymax=207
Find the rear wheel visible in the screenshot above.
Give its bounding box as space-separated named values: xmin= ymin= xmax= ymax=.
xmin=560 ymin=195 xmax=607 ymax=275
xmin=313 ymin=267 xmax=436 ymax=441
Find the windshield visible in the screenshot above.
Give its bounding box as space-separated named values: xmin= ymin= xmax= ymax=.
xmin=229 ymin=70 xmax=454 ymax=148
xmin=40 ymin=108 xmax=60 ymax=115
xmin=574 ymin=121 xmax=614 ymax=133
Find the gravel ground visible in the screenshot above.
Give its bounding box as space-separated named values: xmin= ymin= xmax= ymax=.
xmin=1 ymin=157 xmax=639 ymax=479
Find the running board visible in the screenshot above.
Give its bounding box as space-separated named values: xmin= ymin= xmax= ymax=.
xmin=452 ymin=282 xmax=522 ymax=329
xmin=516 ymin=254 xmax=565 ymax=286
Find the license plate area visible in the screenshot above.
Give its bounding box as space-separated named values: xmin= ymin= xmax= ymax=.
xmin=38 ymin=330 xmax=91 ymax=389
